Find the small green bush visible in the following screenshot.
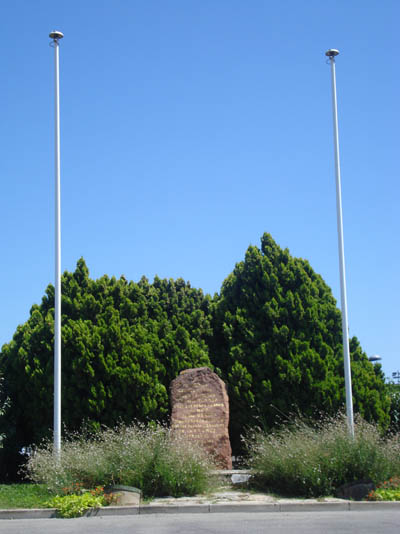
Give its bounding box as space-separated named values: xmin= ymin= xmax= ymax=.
xmin=245 ymin=414 xmax=400 ymax=497
xmin=367 ymin=476 xmax=400 ymax=501
xmin=25 ymin=423 xmax=215 ymax=498
xmin=45 ymin=492 xmax=107 ymax=518
xmin=368 ymin=489 xmax=400 ymax=501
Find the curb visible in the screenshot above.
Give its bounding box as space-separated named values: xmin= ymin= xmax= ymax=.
xmin=0 ymin=509 xmax=57 ymax=520
xmin=1 ymin=500 xmax=399 ymax=519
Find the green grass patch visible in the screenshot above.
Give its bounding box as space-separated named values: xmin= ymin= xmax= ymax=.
xmin=0 ymin=484 xmax=54 ymax=509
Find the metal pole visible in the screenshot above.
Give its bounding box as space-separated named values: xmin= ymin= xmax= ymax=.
xmin=50 ymin=30 xmax=64 ymax=455
xmin=325 ymin=49 xmax=354 ymax=437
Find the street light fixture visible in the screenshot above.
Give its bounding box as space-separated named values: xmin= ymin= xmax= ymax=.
xmin=50 ymin=29 xmax=64 ymax=456
xmin=368 ymin=355 xmax=382 ymax=363
xmin=325 ymin=49 xmax=354 ymax=437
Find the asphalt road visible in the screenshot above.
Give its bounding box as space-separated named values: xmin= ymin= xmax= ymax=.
xmin=0 ymin=511 xmax=399 ymax=534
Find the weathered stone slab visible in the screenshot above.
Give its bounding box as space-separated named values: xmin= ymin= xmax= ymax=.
xmin=335 ymin=480 xmax=375 ymax=501
xmin=170 ymin=367 xmax=232 ymax=469
xmin=105 ymin=485 xmax=142 ymax=506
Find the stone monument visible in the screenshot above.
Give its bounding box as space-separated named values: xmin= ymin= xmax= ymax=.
xmin=170 ymin=367 xmax=232 ymax=469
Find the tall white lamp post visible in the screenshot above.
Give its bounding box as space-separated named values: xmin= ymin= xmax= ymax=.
xmin=325 ymin=49 xmax=354 ymax=437
xmin=50 ymin=30 xmax=64 ymax=455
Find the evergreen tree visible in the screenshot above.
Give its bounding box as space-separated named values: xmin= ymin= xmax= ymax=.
xmin=0 ymin=235 xmax=390 ymax=474
xmin=0 ymin=259 xmax=212 ymax=463
xmin=210 ymin=233 xmax=389 ymax=450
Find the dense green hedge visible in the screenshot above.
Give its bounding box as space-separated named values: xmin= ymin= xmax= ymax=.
xmin=0 ymin=233 xmax=389 ymax=477
xmin=211 ymin=234 xmax=389 ymax=450
xmin=0 ymin=260 xmax=212 ymax=460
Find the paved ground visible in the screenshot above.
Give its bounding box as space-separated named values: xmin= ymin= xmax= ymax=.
xmin=148 ymin=488 xmax=346 ymax=505
xmin=142 ymin=488 xmax=353 ymax=512
xmin=1 ymin=510 xmax=400 ymax=534
xmin=0 ymin=488 xmax=399 ymax=520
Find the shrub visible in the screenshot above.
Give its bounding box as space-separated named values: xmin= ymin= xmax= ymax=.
xmin=245 ymin=413 xmax=400 ymax=497
xmin=45 ymin=491 xmax=111 ymax=518
xmin=367 ymin=477 xmax=400 ymax=501
xmin=24 ymin=423 xmax=215 ymax=498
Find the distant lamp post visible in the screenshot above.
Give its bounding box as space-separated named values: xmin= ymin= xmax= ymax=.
xmin=392 ymin=371 xmax=400 ymax=384
xmin=368 ymin=355 xmax=382 ymax=363
xmin=325 ymin=49 xmax=354 ymax=437
xmin=50 ymin=30 xmax=64 ymax=456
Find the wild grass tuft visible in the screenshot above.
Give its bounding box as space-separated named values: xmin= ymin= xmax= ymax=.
xmin=245 ymin=413 xmax=400 ymax=497
xmin=24 ymin=423 xmax=215 ymax=498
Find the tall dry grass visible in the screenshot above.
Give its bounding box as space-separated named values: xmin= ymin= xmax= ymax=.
xmin=245 ymin=414 xmax=400 ymax=497
xmin=25 ymin=423 xmax=215 ymax=498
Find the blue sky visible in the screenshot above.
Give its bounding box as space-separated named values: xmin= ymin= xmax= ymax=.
xmin=1 ymin=1 xmax=398 ymax=380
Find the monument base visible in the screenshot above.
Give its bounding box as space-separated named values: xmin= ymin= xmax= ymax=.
xmin=170 ymin=367 xmax=232 ymax=470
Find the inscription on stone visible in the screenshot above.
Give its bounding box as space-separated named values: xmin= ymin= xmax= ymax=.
xmin=170 ymin=367 xmax=232 ymax=469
